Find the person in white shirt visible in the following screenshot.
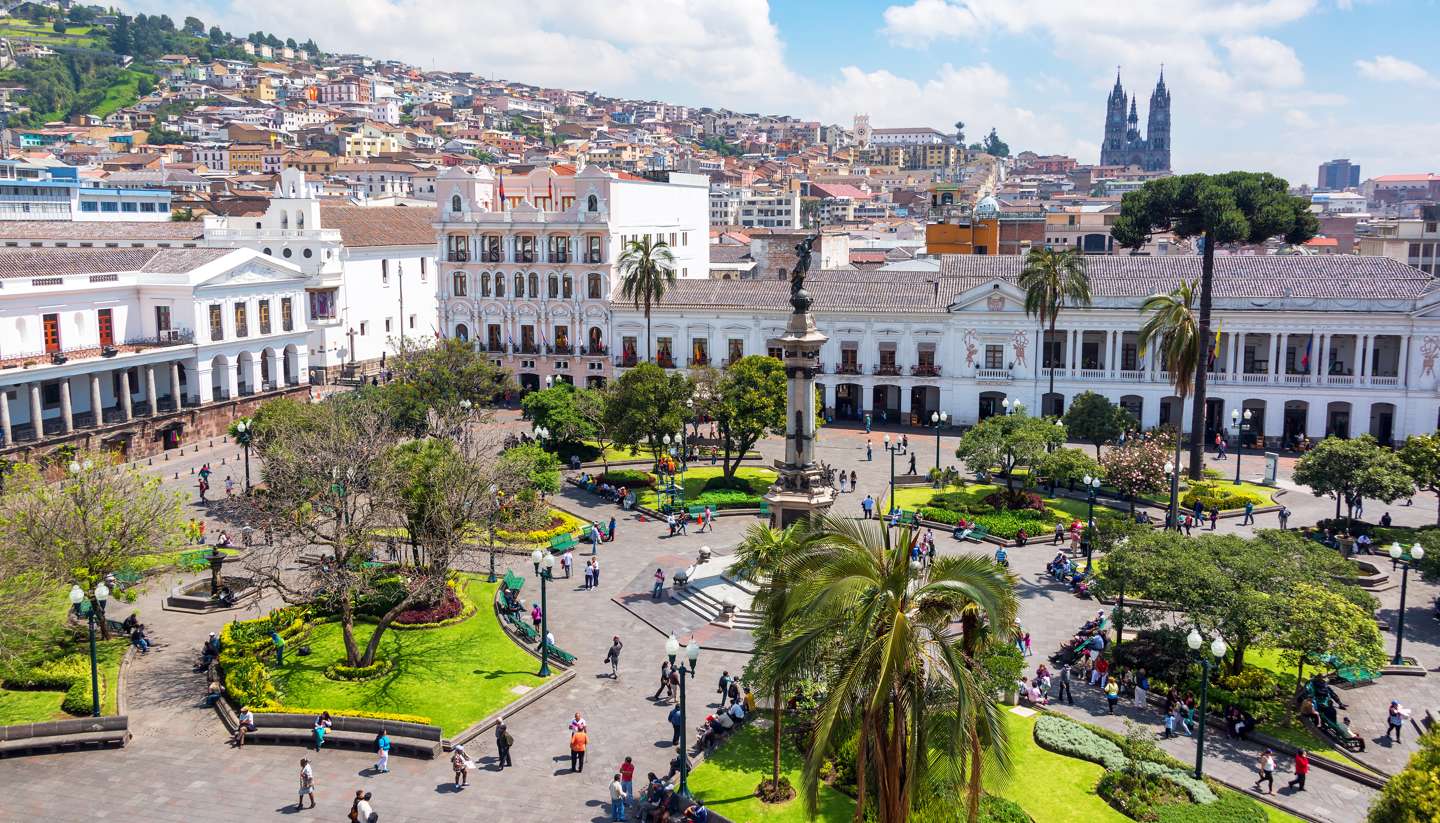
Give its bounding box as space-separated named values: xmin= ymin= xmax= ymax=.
xmin=353 ymin=790 xmax=375 ymax=822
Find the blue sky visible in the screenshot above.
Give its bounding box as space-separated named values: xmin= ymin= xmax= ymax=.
xmin=125 ymin=0 xmax=1439 ymax=183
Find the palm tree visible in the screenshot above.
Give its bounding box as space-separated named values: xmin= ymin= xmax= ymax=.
xmin=731 ymin=522 xmax=808 ymax=799
xmin=773 ymin=514 xmax=1018 ymax=822
xmin=1018 ymin=247 xmax=1091 ymax=414
xmin=617 ymin=237 xmax=676 ymax=363
xmin=1137 ymin=280 xmax=1202 ymax=528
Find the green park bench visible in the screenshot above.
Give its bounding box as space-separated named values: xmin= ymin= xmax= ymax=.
xmin=758 ymin=501 xmax=770 ymax=517
xmin=1320 ymin=654 xmax=1379 ymax=687
xmin=549 ymin=532 xmax=578 ymax=554
xmin=970 ymin=524 xmax=990 ymax=541
xmin=1318 ymin=712 xmax=1367 ymax=751
xmin=687 ymin=505 xmax=705 ymax=518
xmin=507 ymin=612 xmax=538 ymax=642
xmin=179 ymin=549 xmax=210 ymax=571
xmin=581 ymin=522 xmax=612 ymax=543
xmin=896 ymin=509 xmax=917 ymax=526
xmin=113 ymin=570 xmax=142 ymax=589
xmin=544 ymin=642 xmax=577 ymax=666
xmin=502 ymin=570 xmax=525 ymax=594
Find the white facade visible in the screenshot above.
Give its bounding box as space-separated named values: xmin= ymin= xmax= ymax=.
xmin=609 ymin=256 xmax=1440 ymax=446
xmin=709 ymin=184 xmax=801 ymax=229
xmin=434 ymin=164 xmax=709 ymax=390
xmin=0 ymin=247 xmax=311 ymax=448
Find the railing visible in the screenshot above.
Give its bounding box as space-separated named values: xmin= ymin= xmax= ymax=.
xmin=0 ymin=329 xmax=195 ymax=369
xmin=584 ymin=252 xmax=604 ymax=264
xmin=976 ymin=368 xmax=1011 ymax=380
xmin=1325 ymin=374 xmax=1355 ymax=386
xmin=1079 ymin=368 xmax=1107 ymax=380
xmin=480 ymin=252 xmax=502 ymax=263
xmin=1118 ymin=369 xmax=1144 ymax=381
xmin=657 ymin=356 xmax=676 ymax=369
xmin=580 ymin=345 xmax=608 ymax=357
xmin=551 ymin=343 xmax=574 ymax=355
xmin=616 ymin=355 xmax=638 ymax=367
xmin=691 ymin=356 xmax=710 ymax=367
xmin=872 ymin=363 xmax=900 ymax=377
xmin=1371 ymin=375 xmax=1400 ymax=386
xmin=551 ymin=251 xmax=570 ymax=263
xmin=910 ymin=364 xmax=941 ymax=377
xmin=835 ymin=363 xmax=862 ymax=375
xmin=518 ymin=343 xmax=539 ymax=355
xmin=446 ymin=251 xmax=469 ymax=263
xmin=518 ymin=251 xmax=535 ymax=264
xmin=1281 ymin=373 xmax=1309 ymax=385
xmin=1157 ymin=371 xmax=1172 ymax=382
xmin=1240 ymin=373 xmax=1270 ymax=384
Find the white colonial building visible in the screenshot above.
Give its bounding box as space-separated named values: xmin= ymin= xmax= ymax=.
xmin=0 ymin=246 xmax=311 ymax=455
xmin=611 ymin=255 xmax=1440 ymax=446
xmin=434 ymin=164 xmax=709 ymax=391
xmin=204 ymin=168 xmax=438 ymax=381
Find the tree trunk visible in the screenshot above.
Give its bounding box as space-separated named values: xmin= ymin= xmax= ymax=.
xmin=967 ymin=716 xmax=983 ymax=823
xmin=1187 ymin=232 xmax=1215 ymax=481
xmin=1228 ymin=640 xmax=1246 ymax=677
xmin=94 ymin=595 xmax=112 ymax=639
xmin=644 ymin=304 xmax=653 ymax=363
xmin=852 ymin=705 xmax=869 ymax=823
xmin=359 ymin=594 xmax=418 ymax=668
xmin=772 ymin=683 xmax=784 ymax=791
xmin=340 ymin=595 xmax=361 ymax=666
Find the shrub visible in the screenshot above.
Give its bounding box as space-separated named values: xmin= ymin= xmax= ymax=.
xmin=61 ymin=673 xmax=104 ymax=716
xmin=1098 ymin=770 xmax=1187 ymax=822
xmin=497 ymin=519 xmax=575 ymax=544
xmin=395 ymin=587 xmax=464 ymax=625
xmin=690 ymin=488 xmax=764 ymax=509
xmin=1106 ymin=628 xmax=1193 ymax=687
xmin=702 ymin=475 xmax=756 ymax=492
xmin=913 ymin=792 xmax=1033 ymax=823
xmin=595 ymin=469 xmax=656 ymax=488
xmin=222 ymin=656 xmax=278 ymax=708
xmin=324 ymin=659 xmax=394 ymax=681
xmin=1179 ymin=481 xmax=1265 ymax=512
xmin=392 ymin=582 xmax=477 ymax=630
xmin=970 ymin=509 xmax=1055 ymax=538
xmin=274 ymin=706 xmax=433 ymax=725
xmin=928 ymin=490 xmax=972 ymax=513
xmin=919 ymin=506 xmax=961 ymax=525
xmin=983 ymin=489 xmax=1046 ymax=512
xmin=1155 ymin=791 xmax=1267 ymax=823
xmin=1033 ymin=715 xmax=1215 ymax=804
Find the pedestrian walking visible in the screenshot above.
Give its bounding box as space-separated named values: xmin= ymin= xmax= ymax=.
xmin=352 ymin=790 xmax=375 ymax=823
xmin=584 ymin=559 xmax=596 ymax=590
xmin=839 ymin=473 xmax=848 ymax=493
xmin=373 ymin=729 xmax=391 ymax=773
xmin=652 ymin=567 xmax=666 ymax=599
xmin=907 ymin=452 xmax=917 ymax=475
xmin=1209 ymin=507 xmax=1218 ymax=530
xmin=570 ymin=711 xmax=588 ymax=733
xmin=865 ymin=413 xmax=872 ymax=434
xmin=606 ymin=635 xmax=623 ymax=679
xmin=562 ymin=550 xmax=573 ymax=578
xmin=1287 ymin=750 xmax=1309 ymax=791
xmin=1057 ymin=663 xmax=1074 ymax=705
xmin=296 ymin=758 xmax=316 ymax=810
xmin=862 ymin=495 xmax=875 ymax=519
xmin=717 ymin=670 xmax=732 ymax=706
xmin=901 ymin=434 xmax=909 ymax=453
xmin=1388 ymin=700 xmax=1408 ymax=741
xmin=610 ymin=773 xmax=628 ymax=821
xmin=1278 ymin=506 xmax=1291 ymax=529
xmin=1022 ymin=632 xmax=1032 ymax=656
xmin=608 ymin=515 xmax=617 ymax=542
xmin=669 ymin=705 xmax=683 ymax=745
xmin=495 ymin=718 xmax=514 ymax=769
xmin=1104 ymin=678 xmax=1119 ymax=714
xmin=570 ymin=726 xmax=589 ymax=772
xmin=653 ymin=659 xmax=672 ymax=700
xmin=531 ymin=602 xmax=543 ymax=632
xmin=451 ymin=744 xmax=472 ymax=789
xmin=1254 ymin=749 xmax=1276 ymax=794
xmin=866 ymin=441 xmax=873 ymax=461
xmin=1241 ymin=500 xmax=1255 ymax=526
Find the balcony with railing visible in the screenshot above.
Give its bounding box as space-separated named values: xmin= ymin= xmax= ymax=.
xmin=910 ymin=364 xmax=942 ymax=377
xmin=551 ymin=250 xmax=570 ymax=263
xmin=584 ymin=252 xmax=604 ymax=264
xmin=479 ymin=251 xmax=503 ymax=263
xmin=976 ymin=368 xmax=1011 ymax=381
xmin=549 ymin=343 xmax=574 ymax=355
xmin=517 ymin=251 xmax=535 ymax=264
xmin=835 ymin=361 xmax=862 ymax=376
xmin=517 ymin=342 xmax=540 ymax=355
xmin=580 ymin=344 xmax=608 ymax=357
xmin=616 ymin=354 xmax=639 ymax=368
xmin=656 ymin=354 xmax=676 ymax=369
xmin=0 ymin=329 xmax=195 ymax=370
xmin=446 ymin=250 xmax=469 ymax=263
xmin=691 ymin=355 xmax=710 ymax=367
xmin=870 ymin=363 xmax=901 ymax=377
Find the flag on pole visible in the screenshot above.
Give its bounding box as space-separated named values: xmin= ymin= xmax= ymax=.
xmin=496 ymin=173 xmax=505 ymax=211
xmin=1301 ymin=335 xmax=1312 ymax=370
xmin=547 ymin=177 xmax=554 ymax=208
xmin=1209 ymin=320 xmax=1223 ymax=369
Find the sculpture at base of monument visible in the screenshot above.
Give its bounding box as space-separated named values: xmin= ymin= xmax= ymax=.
xmin=789 ymin=234 xmax=817 ymax=314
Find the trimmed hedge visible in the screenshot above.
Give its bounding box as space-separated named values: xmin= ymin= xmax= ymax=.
xmin=218 ymin=606 xmax=311 ymax=709
xmin=323 ymin=659 xmax=394 ymax=682
xmin=595 ymin=469 xmax=656 ymax=489
xmin=1155 ymin=791 xmax=1267 ymax=823
xmin=1179 ymin=481 xmax=1265 ymax=512
xmin=1033 ymin=715 xmax=1216 ymax=805
xmin=688 ymin=489 xmax=764 ymax=509
xmin=2 ymin=653 xmax=108 ymax=718
xmin=274 ymin=706 xmax=432 ymax=725
xmin=971 ymin=509 xmax=1056 ymax=539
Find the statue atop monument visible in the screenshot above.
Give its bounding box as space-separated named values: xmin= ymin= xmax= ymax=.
xmin=789 ymin=234 xmax=816 ymax=314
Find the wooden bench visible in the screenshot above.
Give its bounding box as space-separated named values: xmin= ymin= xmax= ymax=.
xmin=548 ymin=533 xmax=578 ymax=554
xmin=228 ymin=709 xmax=441 ymax=758
xmin=0 ymin=716 xmax=130 ymax=757
xmin=1317 ymin=713 xmax=1366 ymax=751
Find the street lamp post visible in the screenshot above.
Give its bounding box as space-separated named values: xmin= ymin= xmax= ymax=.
xmin=883 ymin=434 xmax=900 ymax=516
xmin=1082 ymin=474 xmax=1102 ymax=569
xmin=486 ymin=483 xmax=500 ymax=583
xmin=1230 ymin=409 xmax=1251 ymax=486
xmin=1389 ymin=541 xmax=1426 ymax=665
xmin=930 ymin=410 xmax=949 ymax=472
xmin=665 ymin=633 xmax=701 ymax=799
xmin=530 ymin=549 xmax=555 ymax=677
xmin=234 ymin=418 xmax=253 ymax=493
xmin=68 ymin=581 xmax=109 ymax=717
xmin=1187 ymin=628 xmax=1228 ymax=780
xmin=1164 ymin=460 xmax=1179 ymax=531
xmin=1002 ymin=398 xmax=1011 ymax=416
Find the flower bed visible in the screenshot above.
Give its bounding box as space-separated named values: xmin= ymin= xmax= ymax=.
xmin=394 ymin=587 xmax=463 ymax=625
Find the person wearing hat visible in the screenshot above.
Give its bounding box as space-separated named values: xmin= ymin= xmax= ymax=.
xmin=450 ymin=743 xmax=472 ymax=789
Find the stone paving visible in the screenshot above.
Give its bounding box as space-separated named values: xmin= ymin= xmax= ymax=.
xmin=2 ymin=413 xmax=1439 ymax=822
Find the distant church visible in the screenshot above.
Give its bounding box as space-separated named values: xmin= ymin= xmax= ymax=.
xmin=1100 ymin=70 xmax=1170 ymax=172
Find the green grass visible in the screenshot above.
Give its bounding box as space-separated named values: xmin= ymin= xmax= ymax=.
xmin=267 ymin=578 xmax=547 ymax=736
xmin=128 ymin=546 xmax=238 ymax=573
xmin=92 ymin=69 xmax=148 ymax=118
xmin=636 ymin=466 xmax=777 ymax=510
xmin=1143 ymin=480 xmax=1277 ymax=510
xmin=887 ymin=483 xmax=1093 ymax=522
xmin=0 ymin=20 xmax=104 ymax=48
xmin=986 ymin=710 xmax=1129 ymax=822
xmin=686 ymin=716 xmax=856 ymax=822
xmin=0 ymin=637 xmax=126 ymax=723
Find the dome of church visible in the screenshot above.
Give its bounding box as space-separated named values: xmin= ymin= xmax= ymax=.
xmin=975 ymin=195 xmax=1000 ymax=216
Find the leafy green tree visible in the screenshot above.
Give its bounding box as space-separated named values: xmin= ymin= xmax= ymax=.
xmin=499 ymin=441 xmax=561 ymax=496
xmin=520 ymin=382 xmax=595 ymax=447
xmin=1036 ymin=446 xmax=1102 ymax=492
xmin=602 ymin=363 xmax=690 ymax=464
xmin=617 ymin=237 xmax=676 ymax=362
xmin=0 ymin=453 xmax=184 ymax=639
xmin=773 ymin=515 xmax=1016 ymax=822
xmin=575 ymin=385 xmax=618 ymax=471
xmin=1399 ymin=432 xmax=1440 ymax=525
xmin=1062 ymin=391 xmax=1134 ymax=457
xmin=712 ymin=355 xmax=786 ymax=478
xmin=981 ymin=127 xmax=1009 ymax=157
xmin=1019 ymin=247 xmax=1090 ymax=406
xmin=109 ymin=14 xmax=132 ymax=55
xmin=1293 ymin=435 xmax=1415 ymax=522
xmin=380 ymin=337 xmax=513 ymax=434
xmin=1113 ymin=173 xmax=1318 ymax=479
xmin=1370 ymin=727 xmax=1440 ymax=822
xmin=183 ymin=16 xmax=205 ymax=34
xmin=1100 ymin=436 xmax=1171 ymax=513
xmin=52 ymin=20 xmax=66 ymax=34
xmin=954 ymin=412 xmax=1066 ymax=492
xmin=208 ymin=25 xmax=224 ymax=43
xmin=1277 ymin=582 xmax=1387 ymax=687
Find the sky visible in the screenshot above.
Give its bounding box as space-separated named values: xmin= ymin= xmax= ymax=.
xmin=121 ymin=0 xmax=1440 ymax=184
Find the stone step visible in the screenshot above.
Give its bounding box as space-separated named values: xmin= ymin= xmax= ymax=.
xmin=670 ymin=586 xmax=764 ymax=630
xmin=720 ymin=574 xmax=759 ymax=596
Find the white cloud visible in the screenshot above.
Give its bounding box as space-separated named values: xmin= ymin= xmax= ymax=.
xmin=1354 ymin=55 xmax=1438 ymax=87
xmin=1222 ymin=36 xmax=1304 ymax=88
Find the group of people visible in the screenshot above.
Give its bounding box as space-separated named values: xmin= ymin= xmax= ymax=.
xmin=835 ymin=468 xmax=860 ymax=493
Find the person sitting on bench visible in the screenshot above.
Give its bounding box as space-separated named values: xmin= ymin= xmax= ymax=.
xmin=202 ymin=632 xmax=221 ymax=662
xmin=230 ymin=706 xmax=257 ymax=746
xmin=130 ymin=624 xmax=151 ymax=653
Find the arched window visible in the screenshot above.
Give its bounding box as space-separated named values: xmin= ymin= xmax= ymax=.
xmin=547 ymin=274 xmax=559 ymax=299
xmin=527 ymin=272 xmax=539 ymax=298
xmin=513 ymin=273 xmax=524 ymax=296
xmin=587 ymin=272 xmax=602 ymax=299
xmin=587 ymin=194 xmax=598 ymax=212
xmin=452 ymin=272 xmax=467 ymax=296
xmin=481 ymin=272 xmax=491 ymax=297
xmin=494 ymin=274 xmax=505 ymax=297
xmin=562 ymin=275 xmax=573 ymax=299
xmin=454 ymin=323 xmax=469 ymax=342
xmin=451 ymin=193 xmax=462 ymax=212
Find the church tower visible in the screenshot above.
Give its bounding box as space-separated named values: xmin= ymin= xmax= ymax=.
xmin=1146 ymin=70 xmax=1171 ymax=171
xmin=1102 ymin=71 xmax=1127 ymax=158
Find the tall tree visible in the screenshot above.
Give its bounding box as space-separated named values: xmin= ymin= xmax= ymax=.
xmin=1399 ymin=432 xmax=1440 ymax=525
xmin=617 ymin=237 xmax=676 ymax=362
xmin=712 ymin=355 xmax=786 ymax=479
xmin=1293 ymin=434 xmax=1415 ymax=523
xmin=954 ymin=412 xmax=1066 ymax=492
xmin=774 ymin=515 xmax=1017 ymax=822
xmin=520 ymin=382 xmax=596 ymax=448
xmin=1369 ymin=728 xmax=1440 ymax=822
xmin=1277 ymin=583 xmax=1386 ymax=688
xmin=1019 ymin=247 xmax=1091 ymax=409
xmin=1112 ymin=173 xmax=1318 ymax=479
xmin=380 ymin=336 xmax=512 ymax=435
xmin=1137 ymin=280 xmax=1202 ymax=522
xmin=1100 ymin=436 xmax=1172 ymax=513
xmin=603 ymin=363 xmax=691 ymax=465
xmin=0 ymin=453 xmax=184 ymax=639
xmin=1061 ymin=391 xmax=1132 ymax=458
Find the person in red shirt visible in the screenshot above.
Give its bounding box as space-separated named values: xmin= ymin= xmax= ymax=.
xmin=619 ymin=755 xmax=636 ymax=807
xmin=1287 ymin=750 xmax=1309 ymax=791
xmin=1090 ymin=657 xmax=1110 ymax=688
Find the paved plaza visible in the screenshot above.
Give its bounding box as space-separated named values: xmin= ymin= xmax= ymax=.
xmin=3 ymin=411 xmax=1439 ymax=822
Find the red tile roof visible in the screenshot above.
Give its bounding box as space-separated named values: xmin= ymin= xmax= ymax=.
xmin=319 ymin=205 xmax=435 ymax=247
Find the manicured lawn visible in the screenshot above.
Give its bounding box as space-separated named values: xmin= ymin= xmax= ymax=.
xmin=128 ymin=546 xmax=238 ymax=573
xmin=887 ymin=483 xmax=1093 ymax=522
xmin=687 ymin=715 xmax=855 ymax=822
xmin=0 ymin=637 xmax=126 ymax=723
xmin=0 ymin=689 xmax=66 ymax=724
xmin=986 ymin=710 xmax=1129 ymax=822
xmin=267 ymin=578 xmax=549 ymax=736
xmin=636 ymin=466 xmax=777 ymax=510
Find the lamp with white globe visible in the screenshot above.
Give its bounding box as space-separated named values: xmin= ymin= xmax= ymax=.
xmin=1389 ymin=541 xmax=1425 ymax=665
xmin=1186 ymin=627 xmax=1228 ymax=779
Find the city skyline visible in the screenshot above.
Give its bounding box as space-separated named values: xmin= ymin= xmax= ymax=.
xmin=120 ymin=0 xmax=1438 ymax=185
